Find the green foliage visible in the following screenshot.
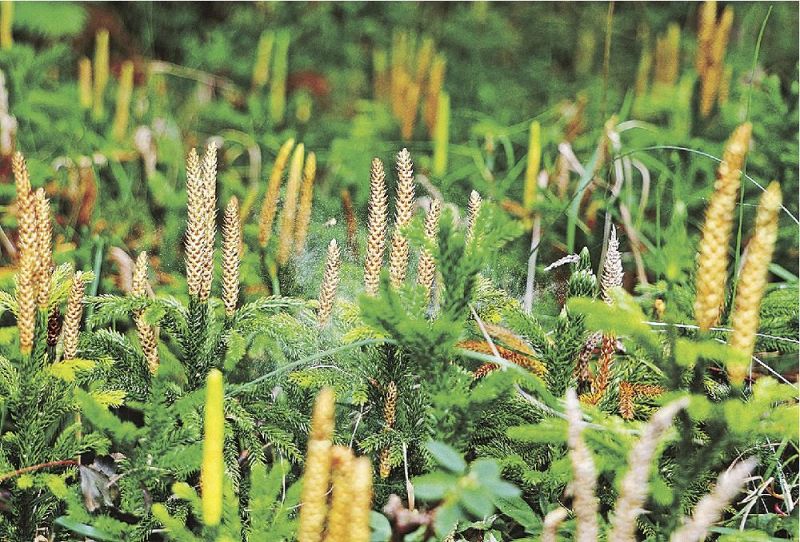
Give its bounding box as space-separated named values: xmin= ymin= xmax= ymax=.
xmin=413 ymin=441 xmax=520 ymax=538
xmin=0 ymin=2 xmax=796 ymax=540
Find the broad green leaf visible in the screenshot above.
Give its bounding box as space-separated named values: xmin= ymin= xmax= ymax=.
xmin=413 ymin=471 xmax=454 ymax=501
xmin=54 ymin=517 xmax=117 ymax=542
xmin=426 ymin=441 xmax=467 ymax=474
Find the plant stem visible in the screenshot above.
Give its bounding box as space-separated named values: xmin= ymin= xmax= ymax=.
xmin=0 ymin=459 xmax=79 ymax=482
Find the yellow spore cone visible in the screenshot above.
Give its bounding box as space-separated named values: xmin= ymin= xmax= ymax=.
xmin=693 ymin=123 xmax=751 ymax=331
xmin=728 ymin=182 xmax=782 ymax=385
xmin=201 ymin=369 xmax=225 ymax=526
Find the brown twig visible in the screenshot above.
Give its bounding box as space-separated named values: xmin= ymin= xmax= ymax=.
xmin=0 ymin=459 xmax=79 ymax=483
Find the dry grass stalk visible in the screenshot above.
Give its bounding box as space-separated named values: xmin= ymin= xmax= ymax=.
xmin=340 ymin=189 xmax=359 ymax=259
xmin=258 ymin=138 xmax=295 ymax=247
xmin=33 ymin=189 xmax=53 ymax=308
xmin=317 ymin=239 xmax=341 ymax=327
xmin=609 ymin=398 xmax=690 ymax=541
xmin=388 ymin=148 xmax=415 ymax=288
xmin=693 ymin=123 xmax=751 ymax=331
xmin=466 ymin=189 xmax=482 ymax=243
xmin=298 ymin=388 xmax=335 ymax=542
xmin=727 ymin=182 xmax=781 ymax=385
xmin=13 ymin=153 xmax=36 ymax=355
xmin=416 ymin=199 xmax=441 ymax=298
xmin=222 ymin=197 xmax=241 ymax=317
xmin=131 ymin=252 xmax=159 ymax=373
xmin=541 ymin=507 xmax=569 ymax=542
xmin=379 ymin=380 xmax=398 ymax=479
xmin=277 ymin=143 xmax=306 ymax=265
xmin=565 ymin=389 xmax=599 ymax=542
xmin=61 ymin=271 xmax=85 ymax=361
xmin=324 ymin=446 xmax=355 ymax=542
xmin=364 ymin=158 xmax=388 ymax=296
xmin=669 ymin=458 xmax=757 ymax=542
xmin=294 ymin=151 xmax=317 ymax=256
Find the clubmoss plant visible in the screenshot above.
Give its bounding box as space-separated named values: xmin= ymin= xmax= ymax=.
xmin=693 ymin=123 xmax=751 ymax=331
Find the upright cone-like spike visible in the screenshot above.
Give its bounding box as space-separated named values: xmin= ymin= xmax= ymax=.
xmin=131 ymin=251 xmax=148 ymax=298
xmin=78 ymin=57 xmax=93 ymax=110
xmin=277 ymin=143 xmax=306 ymax=265
xmin=699 ymin=5 xmax=734 ymax=117
xmin=258 ymin=138 xmax=295 ymax=247
xmin=388 ymin=148 xmax=415 ymax=289
xmin=294 ymin=151 xmax=317 ymax=256
xmin=364 ymin=158 xmax=388 ymax=296
xmin=600 ymin=226 xmax=623 ymax=305
xmin=696 ymin=1 xmax=717 ymax=73
xmin=13 ymin=153 xmax=36 ymax=355
xmin=131 ymin=252 xmax=159 ymax=373
xmin=694 ymin=123 xmax=751 ymax=331
xmin=62 ymin=271 xmax=86 ymax=361
xmin=200 ymin=369 xmax=225 ymax=527
xmin=466 ymin=189 xmax=482 ymax=243
xmin=33 ymin=189 xmax=53 ymax=308
xmin=416 ymin=199 xmax=441 ymax=298
xmin=317 ymin=239 xmax=341 ymax=327
xmin=727 ymin=182 xmax=782 ymax=385
xmin=349 ymin=457 xmax=373 ymax=542
xmin=609 ymin=398 xmax=690 ymax=542
xmin=92 ymin=29 xmax=109 ymax=121
xmin=298 ymin=388 xmax=335 ymax=542
xmin=185 ymin=148 xmax=206 ymax=299
xmin=669 ymin=458 xmax=757 ymax=542
xmin=199 ymin=143 xmax=218 ymax=301
xmin=222 ymin=197 xmax=241 ymax=318
xmin=111 ymin=60 xmax=134 ymax=141
xmin=565 ymin=389 xmax=598 ymax=542
xmin=15 ymin=254 xmax=35 ymax=356
xmin=379 ymin=381 xmax=398 ymax=479
xmin=251 ymin=30 xmax=275 ymax=90
xmin=575 ymin=331 xmax=601 ymax=385
xmin=541 ymin=508 xmax=569 ymax=542
xmin=324 ymin=446 xmax=355 ymax=542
